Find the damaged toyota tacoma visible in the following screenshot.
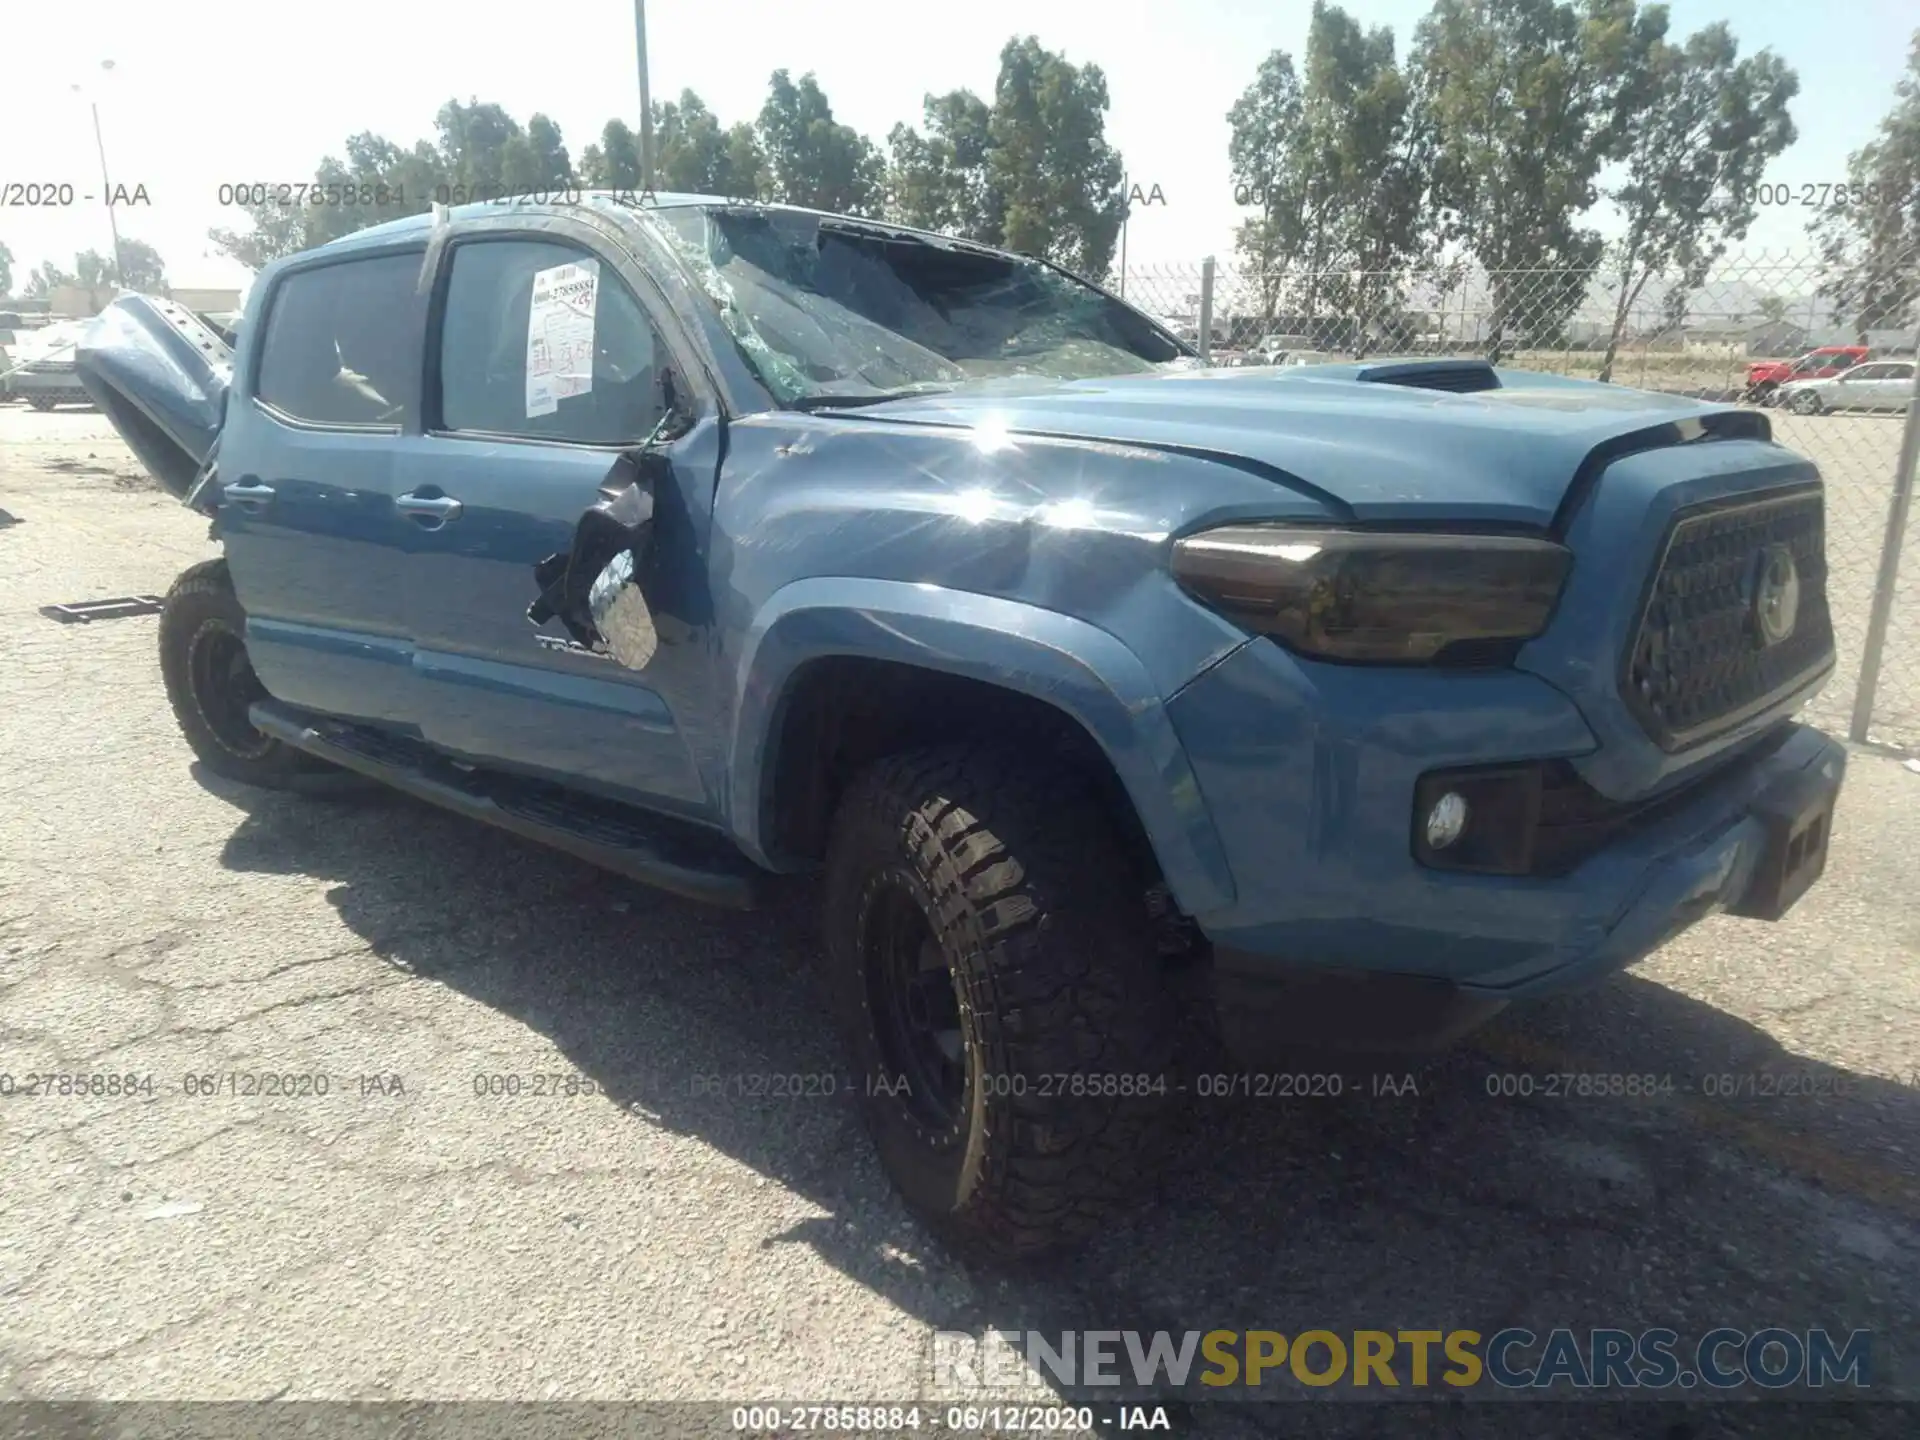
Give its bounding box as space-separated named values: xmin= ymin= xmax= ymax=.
xmin=78 ymin=195 xmax=1846 ymax=1259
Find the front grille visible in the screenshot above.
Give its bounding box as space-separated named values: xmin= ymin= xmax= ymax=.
xmin=1623 ymin=487 xmax=1832 ymax=751
xmin=1531 ymin=728 xmax=1792 ymax=875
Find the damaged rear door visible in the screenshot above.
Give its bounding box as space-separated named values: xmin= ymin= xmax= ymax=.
xmin=397 ymin=220 xmax=719 ymax=811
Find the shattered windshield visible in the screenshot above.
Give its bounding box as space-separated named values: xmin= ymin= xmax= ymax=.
xmin=647 ymin=206 xmax=1186 ymax=405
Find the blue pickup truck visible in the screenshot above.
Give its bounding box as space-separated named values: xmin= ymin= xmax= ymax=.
xmin=78 ymin=193 xmax=1845 ymax=1258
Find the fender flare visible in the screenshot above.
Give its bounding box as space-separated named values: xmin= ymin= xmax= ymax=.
xmin=725 ymin=577 xmax=1237 ymax=918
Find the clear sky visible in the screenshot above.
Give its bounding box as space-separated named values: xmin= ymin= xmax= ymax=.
xmin=1 ymin=0 xmax=1913 ymax=292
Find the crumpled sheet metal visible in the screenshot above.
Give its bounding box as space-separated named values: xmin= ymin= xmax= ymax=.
xmin=527 ymin=450 xmax=665 ymax=670
xmin=588 ymin=549 xmax=659 ymax=670
xmin=74 ymin=295 xmax=234 ymax=499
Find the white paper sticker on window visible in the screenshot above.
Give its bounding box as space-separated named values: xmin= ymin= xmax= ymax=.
xmin=526 ymin=258 xmax=600 ymax=418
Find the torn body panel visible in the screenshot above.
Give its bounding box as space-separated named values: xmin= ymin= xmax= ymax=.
xmin=528 ymin=449 xmax=665 ymax=671
xmin=74 ymin=295 xmax=233 ymax=501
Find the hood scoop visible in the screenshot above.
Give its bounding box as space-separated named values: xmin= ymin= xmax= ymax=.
xmin=1353 ymin=359 xmax=1501 ymax=393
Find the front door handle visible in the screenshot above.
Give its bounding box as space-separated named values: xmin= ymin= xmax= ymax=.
xmin=222 ymin=480 xmax=276 ymax=507
xmin=396 ymin=492 xmax=464 ymax=526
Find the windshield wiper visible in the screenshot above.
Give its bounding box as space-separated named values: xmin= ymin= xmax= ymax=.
xmin=788 ymin=385 xmax=955 ymax=412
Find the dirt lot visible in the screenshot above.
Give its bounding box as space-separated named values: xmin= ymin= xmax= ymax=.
xmin=0 ymin=403 xmax=1916 ymax=1435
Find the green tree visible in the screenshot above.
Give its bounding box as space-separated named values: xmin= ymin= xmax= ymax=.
xmin=1228 ymin=50 xmax=1307 ymax=324
xmin=66 ymin=246 xmax=164 ymax=309
xmin=1756 ymin=294 xmax=1791 ymax=326
xmin=527 ymin=114 xmax=574 ymax=188
xmin=1317 ymin=5 xmax=1431 ymax=350
xmin=1597 ymin=22 xmax=1798 ymax=381
xmin=434 ymin=100 xmax=523 ymax=192
xmin=654 ymin=91 xmax=727 ymax=193
xmin=111 ymin=237 xmax=169 ymax=293
xmin=1810 ymin=30 xmax=1920 ymax=343
xmin=647 ymin=91 xmax=768 ymax=197
xmin=986 ymin=37 xmax=1125 ymax=277
xmin=886 ymin=90 xmax=1000 ymax=239
xmin=0 ymin=241 xmax=13 ymax=297
xmin=207 ymin=190 xmax=322 ymax=268
xmin=1229 ymin=3 xmax=1430 ymax=345
xmin=25 ymin=261 xmax=74 ymax=298
xmin=208 ymin=103 xmax=578 ymax=268
xmin=580 ymin=120 xmax=645 ymax=189
xmin=1410 ymin=0 xmax=1658 ymax=360
xmin=757 ymin=70 xmax=885 ymax=215
xmin=722 ymin=122 xmax=771 ymax=200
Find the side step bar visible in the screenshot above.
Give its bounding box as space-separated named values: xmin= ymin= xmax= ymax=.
xmin=250 ymin=701 xmax=764 ymax=910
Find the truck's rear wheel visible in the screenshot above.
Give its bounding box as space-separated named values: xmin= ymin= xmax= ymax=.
xmin=824 ymin=745 xmax=1177 ymax=1260
xmin=159 ymin=560 xmax=360 ymax=795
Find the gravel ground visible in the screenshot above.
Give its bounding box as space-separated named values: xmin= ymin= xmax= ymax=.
xmin=0 ymin=403 xmax=1916 ymax=1438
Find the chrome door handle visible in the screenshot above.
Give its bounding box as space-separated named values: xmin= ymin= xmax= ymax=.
xmin=396 ymin=493 xmax=464 ymax=524
xmin=223 ymin=481 xmax=276 ymax=505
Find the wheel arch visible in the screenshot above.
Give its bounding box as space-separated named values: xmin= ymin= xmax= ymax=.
xmin=725 ymin=578 xmax=1237 ymax=918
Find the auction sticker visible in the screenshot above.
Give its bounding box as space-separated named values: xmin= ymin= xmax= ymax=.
xmin=526 ymin=258 xmax=599 ymax=417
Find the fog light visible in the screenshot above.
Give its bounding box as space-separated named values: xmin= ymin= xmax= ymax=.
xmin=1425 ymin=792 xmax=1470 ymax=850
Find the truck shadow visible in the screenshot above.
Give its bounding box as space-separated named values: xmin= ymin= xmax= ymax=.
xmin=211 ymin=776 xmax=1920 ymax=1418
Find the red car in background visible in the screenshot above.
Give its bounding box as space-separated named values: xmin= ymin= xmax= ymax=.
xmin=1746 ymin=345 xmax=1869 ymax=403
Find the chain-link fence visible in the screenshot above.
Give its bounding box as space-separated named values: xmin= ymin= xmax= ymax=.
xmin=1119 ymin=247 xmax=1920 ymax=753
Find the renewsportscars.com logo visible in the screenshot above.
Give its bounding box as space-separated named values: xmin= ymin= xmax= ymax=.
xmin=931 ymin=1327 xmax=1872 ymax=1393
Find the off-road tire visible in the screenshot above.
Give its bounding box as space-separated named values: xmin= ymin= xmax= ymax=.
xmin=824 ymin=744 xmax=1178 ymax=1260
xmin=158 ymin=559 xmax=361 ymax=795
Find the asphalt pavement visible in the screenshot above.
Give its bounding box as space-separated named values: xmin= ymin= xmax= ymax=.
xmin=0 ymin=405 xmax=1915 ymax=1438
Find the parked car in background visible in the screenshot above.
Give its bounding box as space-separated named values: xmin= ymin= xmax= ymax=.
xmin=6 ymin=321 xmax=94 ymax=410
xmin=1273 ymin=349 xmax=1341 ymax=367
xmin=1249 ymin=332 xmax=1312 ymax=364
xmin=1745 ymin=345 xmax=1868 ymax=403
xmin=1777 ymin=359 xmax=1916 ymax=415
xmin=78 ymin=193 xmax=1846 ymax=1260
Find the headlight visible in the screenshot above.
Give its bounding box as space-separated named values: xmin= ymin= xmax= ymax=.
xmin=1170 ymin=525 xmax=1572 ymax=665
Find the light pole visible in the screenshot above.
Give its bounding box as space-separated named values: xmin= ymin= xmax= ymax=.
xmin=72 ymin=60 xmax=126 ymax=293
xmin=634 ymin=1 xmax=655 ymax=192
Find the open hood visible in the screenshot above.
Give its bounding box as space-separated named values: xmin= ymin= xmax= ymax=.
xmin=75 ymin=294 xmax=233 ymax=500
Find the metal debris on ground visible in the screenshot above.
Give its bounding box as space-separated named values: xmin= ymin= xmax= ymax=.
xmin=39 ymin=595 xmax=165 ymax=624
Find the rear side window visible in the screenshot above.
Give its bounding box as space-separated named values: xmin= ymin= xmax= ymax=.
xmin=436 ymin=238 xmax=671 ymax=444
xmin=255 ymin=252 xmax=425 ymax=426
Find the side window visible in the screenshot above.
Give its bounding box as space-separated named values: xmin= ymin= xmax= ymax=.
xmin=437 ymin=239 xmax=670 ymax=445
xmin=1890 ymin=363 xmax=1916 ymax=382
xmin=255 ymin=252 xmax=425 ymax=426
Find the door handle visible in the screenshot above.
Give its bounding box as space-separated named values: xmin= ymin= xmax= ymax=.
xmin=396 ymin=492 xmax=464 ymax=525
xmin=222 ymin=480 xmax=276 ymax=506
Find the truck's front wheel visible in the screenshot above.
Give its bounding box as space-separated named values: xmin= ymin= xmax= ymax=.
xmin=824 ymin=745 xmax=1177 ymax=1260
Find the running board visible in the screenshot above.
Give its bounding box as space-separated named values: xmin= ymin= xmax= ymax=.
xmin=249 ymin=701 xmax=763 ymax=910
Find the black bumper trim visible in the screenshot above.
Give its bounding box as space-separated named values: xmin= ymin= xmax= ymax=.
xmin=1209 ymin=949 xmax=1507 ymax=1062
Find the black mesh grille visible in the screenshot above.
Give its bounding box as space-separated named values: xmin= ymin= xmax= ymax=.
xmin=1623 ymin=487 xmax=1832 ymax=750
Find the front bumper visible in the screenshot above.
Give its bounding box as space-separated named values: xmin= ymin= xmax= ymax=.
xmin=1165 ymin=640 xmax=1846 ymax=1061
